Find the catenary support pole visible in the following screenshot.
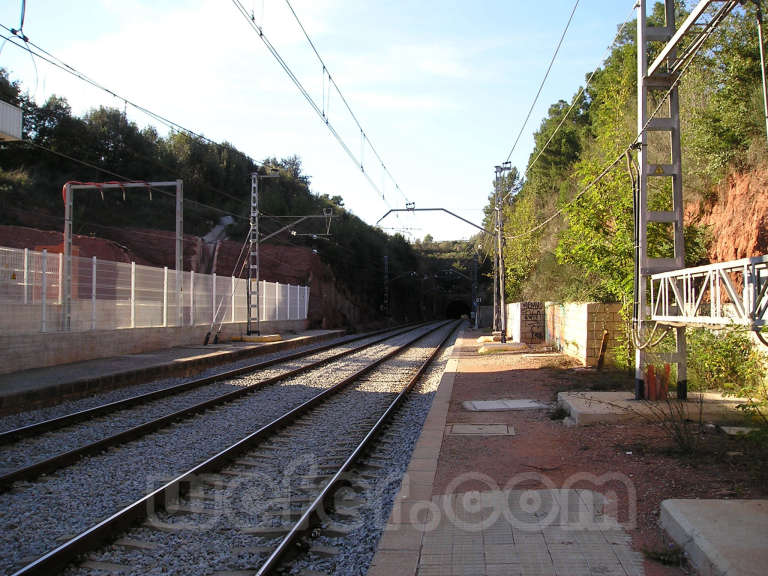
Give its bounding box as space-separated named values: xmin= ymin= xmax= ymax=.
xmin=636 ymin=0 xmax=687 ymax=400
xmin=756 ymin=0 xmax=768 ymax=144
xmin=247 ymin=173 xmax=259 ymax=334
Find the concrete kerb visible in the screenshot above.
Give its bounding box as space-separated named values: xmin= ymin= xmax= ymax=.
xmin=661 ymin=499 xmax=768 ymax=576
xmin=557 ymin=391 xmax=749 ymax=427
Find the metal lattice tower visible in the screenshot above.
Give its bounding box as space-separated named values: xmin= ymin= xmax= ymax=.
xmin=636 ymin=0 xmax=687 ymax=399
xmin=247 ymin=173 xmax=260 ymax=335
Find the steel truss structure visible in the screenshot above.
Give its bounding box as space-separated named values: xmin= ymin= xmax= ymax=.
xmin=650 ymin=255 xmax=768 ymax=328
xmin=634 ymin=0 xmax=740 ymax=400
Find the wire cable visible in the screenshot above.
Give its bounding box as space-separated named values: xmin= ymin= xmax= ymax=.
xmin=516 ymin=2 xmax=636 ymax=198
xmin=505 ymin=24 xmax=706 ymax=242
xmin=230 ymin=0 xmax=394 ymax=209
xmin=282 ymin=0 xmax=408 ymax=205
xmin=503 ymin=0 xmax=580 ymax=165
xmin=0 ymin=28 xmax=266 ymax=210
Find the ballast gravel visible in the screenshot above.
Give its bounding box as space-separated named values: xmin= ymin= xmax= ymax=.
xmin=0 ymin=331 xmax=401 ymax=474
xmin=0 ymin=324 xmax=443 ymax=575
xmin=59 ymin=323 xmax=455 ymax=576
xmin=0 ymin=331 xmax=372 ymax=433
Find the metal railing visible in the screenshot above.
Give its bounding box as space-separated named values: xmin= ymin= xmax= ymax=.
xmin=650 ymin=254 xmax=768 ymax=327
xmin=0 ymin=246 xmax=309 ymax=333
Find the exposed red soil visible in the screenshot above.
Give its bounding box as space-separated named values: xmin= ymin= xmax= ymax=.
xmin=0 ymin=225 xmax=143 ymax=264
xmin=433 ymin=334 xmax=768 ymax=575
xmin=0 ymin=225 xmax=369 ymax=330
xmin=686 ymin=169 xmax=768 ymax=262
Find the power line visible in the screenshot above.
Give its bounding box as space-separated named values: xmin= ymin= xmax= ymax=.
xmin=0 ymin=27 xmax=264 ymax=211
xmin=505 ymin=32 xmax=705 ymax=241
xmin=282 ymin=0 xmax=408 ymax=205
xmin=503 ymin=0 xmax=580 ymax=164
xmin=0 ymin=25 xmax=225 ymax=153
xmin=516 ymin=2 xmax=637 ymax=197
xmin=17 ymin=138 xmax=248 ymax=222
xmin=230 ymin=0 xmax=396 ymax=210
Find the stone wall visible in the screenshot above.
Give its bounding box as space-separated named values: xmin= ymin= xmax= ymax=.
xmin=0 ymin=319 xmax=308 ymax=375
xmin=544 ymin=302 xmax=624 ymax=367
xmin=506 ymin=302 xmax=545 ymax=343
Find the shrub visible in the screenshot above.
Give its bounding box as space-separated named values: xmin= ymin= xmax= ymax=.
xmin=687 ymin=327 xmax=767 ymax=423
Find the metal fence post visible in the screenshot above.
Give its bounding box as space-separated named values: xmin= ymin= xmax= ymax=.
xmin=163 ymin=267 xmax=168 ymax=327
xmin=130 ymin=261 xmax=136 ymax=328
xmin=41 ymin=250 xmax=47 ymax=333
xmin=57 ymin=252 xmax=63 ymax=305
xmin=231 ymin=276 xmax=236 ymax=323
xmin=91 ymin=256 xmax=97 ymax=330
xmin=190 ymin=270 xmax=195 ymax=326
xmin=212 ymin=272 xmax=217 ymax=325
xmin=23 ymin=248 xmax=29 ymax=304
xmin=275 ymin=282 xmax=279 ymax=321
xmin=287 ymin=284 xmax=292 ymax=320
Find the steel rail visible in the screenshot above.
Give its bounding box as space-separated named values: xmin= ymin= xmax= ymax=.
xmin=0 ymin=324 xmax=416 ymax=444
xmin=10 ymin=320 xmax=453 ymax=576
xmin=0 ymin=323 xmax=426 ymax=491
xmin=257 ymin=320 xmax=460 ymax=575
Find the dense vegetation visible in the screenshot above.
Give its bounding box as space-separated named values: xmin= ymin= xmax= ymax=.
xmin=484 ymin=2 xmax=766 ymax=307
xmin=0 ymin=69 xmax=444 ymax=321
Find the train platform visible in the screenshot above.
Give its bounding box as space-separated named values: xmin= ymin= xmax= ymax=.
xmin=0 ymin=329 xmax=345 ymax=414
xmin=368 ymin=329 xmax=768 ymax=576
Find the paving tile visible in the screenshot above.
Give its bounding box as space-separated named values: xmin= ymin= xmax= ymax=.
xmin=376 ymin=523 xmax=424 ymax=551
xmin=369 ymin=549 xmax=420 ymax=576
xmin=486 ymin=564 xmax=523 ymax=576
xmin=420 ymin=553 xmax=451 ymax=565
xmin=484 ymin=543 xmax=518 ymax=564
xmin=450 ymin=564 xmax=486 ymax=576
xmin=418 ymin=565 xmax=450 ymax=576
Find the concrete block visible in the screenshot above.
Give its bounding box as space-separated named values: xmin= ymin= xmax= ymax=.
xmin=661 ymin=499 xmax=768 ymax=576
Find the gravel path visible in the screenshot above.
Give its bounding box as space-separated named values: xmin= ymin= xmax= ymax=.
xmin=0 ymin=330 xmax=404 ymax=475
xmin=59 ymin=322 xmax=455 ymax=576
xmin=0 ymin=323 xmax=443 ymax=575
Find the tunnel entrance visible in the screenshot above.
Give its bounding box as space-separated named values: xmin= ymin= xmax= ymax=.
xmin=446 ymin=300 xmax=471 ymax=319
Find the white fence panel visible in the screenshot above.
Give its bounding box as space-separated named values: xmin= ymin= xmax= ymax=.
xmin=0 ymin=245 xmax=309 ymax=334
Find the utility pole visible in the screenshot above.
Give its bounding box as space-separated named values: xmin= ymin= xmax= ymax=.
xmin=495 ymin=162 xmax=510 ymax=343
xmin=755 ymin=0 xmax=768 ymax=144
xmin=247 ymin=169 xmax=279 ymax=335
xmin=247 ymin=173 xmax=260 ymax=335
xmin=472 ymin=251 xmax=479 ymax=329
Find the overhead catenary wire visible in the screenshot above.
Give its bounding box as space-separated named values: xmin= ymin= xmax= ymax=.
xmin=516 ymin=2 xmax=637 ymax=197
xmin=282 ymin=0 xmax=409 ymax=205
xmin=230 ymin=0 xmax=395 ymax=210
xmin=503 ymin=0 xmax=580 ymax=165
xmin=504 ymin=19 xmax=706 ymax=242
xmin=0 ymin=27 xmax=274 ymax=212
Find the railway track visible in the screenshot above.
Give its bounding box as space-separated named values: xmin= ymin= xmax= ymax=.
xmin=6 ymin=320 xmax=459 ymax=576
xmin=0 ymin=324 xmax=424 ymax=489
xmin=0 ymin=321 xmax=456 ymax=575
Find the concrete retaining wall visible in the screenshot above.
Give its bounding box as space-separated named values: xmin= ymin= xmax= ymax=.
xmin=506 ymin=302 xmax=546 ymax=344
xmin=544 ymin=302 xmax=623 ymax=367
xmin=0 ymin=319 xmax=308 ymax=375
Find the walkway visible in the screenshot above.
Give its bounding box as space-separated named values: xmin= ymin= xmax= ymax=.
xmin=368 ymin=330 xmax=646 ymax=576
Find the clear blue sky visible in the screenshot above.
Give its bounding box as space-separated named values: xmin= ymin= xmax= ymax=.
xmin=0 ymin=0 xmax=636 ymax=241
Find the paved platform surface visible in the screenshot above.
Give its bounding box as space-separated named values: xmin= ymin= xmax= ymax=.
xmin=368 ymin=331 xmax=645 ymax=576
xmin=0 ymin=329 xmax=345 ymax=413
xmin=661 ymin=499 xmax=768 ymax=576
xmin=558 ymin=391 xmax=748 ymax=426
